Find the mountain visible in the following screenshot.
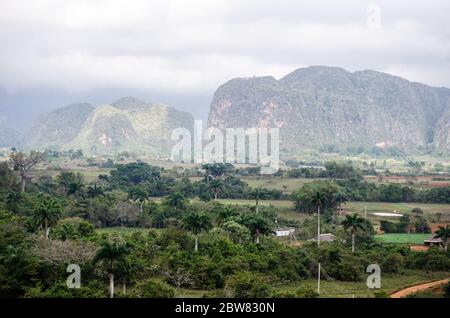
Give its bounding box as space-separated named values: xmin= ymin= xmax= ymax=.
xmin=20 ymin=103 xmax=95 ymax=150
xmin=208 ymin=66 xmax=450 ymax=154
xmin=0 ymin=114 xmax=20 ymax=148
xmin=21 ymin=97 xmax=194 ymax=156
xmin=433 ymin=103 xmax=450 ymax=152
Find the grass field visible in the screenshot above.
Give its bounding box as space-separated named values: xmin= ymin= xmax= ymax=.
xmin=217 ymin=199 xmax=293 ymax=208
xmin=216 ymin=199 xmax=450 ymax=216
xmin=242 ymin=178 xmax=318 ymax=194
xmin=347 ymin=202 xmax=450 ymax=216
xmin=375 ymin=234 xmax=430 ymax=245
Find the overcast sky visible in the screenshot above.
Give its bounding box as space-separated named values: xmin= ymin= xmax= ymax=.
xmin=1 ymin=0 xmax=450 ymax=128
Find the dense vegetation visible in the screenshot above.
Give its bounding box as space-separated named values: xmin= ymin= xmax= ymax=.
xmin=0 ymin=153 xmax=449 ymax=298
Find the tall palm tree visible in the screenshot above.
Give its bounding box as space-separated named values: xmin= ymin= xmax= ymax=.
xmin=249 ymin=188 xmax=269 ymax=214
xmin=209 ymin=180 xmax=223 ymax=201
xmin=86 ymin=184 xmax=104 ymax=198
xmin=341 ymin=214 xmax=366 ymax=253
xmin=6 ymin=190 xmax=24 ymax=213
xmin=32 ymin=197 xmax=63 ymax=239
xmin=67 ymin=180 xmax=85 ymax=199
xmin=165 ymin=191 xmax=187 ymax=210
xmin=216 ymin=206 xmax=239 ymax=225
xmin=309 ymin=191 xmax=328 ymax=248
xmin=182 ymin=212 xmax=212 ymax=252
xmin=334 ymin=193 xmax=348 ymax=223
xmin=241 ymin=214 xmax=273 ymax=244
xmin=435 ymin=225 xmax=450 ymax=252
xmin=93 ymin=234 xmax=130 ymax=298
xmin=128 ymin=187 xmax=149 ymax=214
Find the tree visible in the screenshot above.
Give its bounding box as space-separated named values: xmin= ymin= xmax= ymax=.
xmin=109 ymin=162 xmax=161 ymax=186
xmin=222 ymin=220 xmax=250 ymax=244
xmin=86 ymin=184 xmax=104 ymax=198
xmin=128 ymin=186 xmax=149 ymax=214
xmin=32 ymin=197 xmax=63 ymax=239
xmin=249 ymin=188 xmax=269 ymax=214
xmin=202 ymin=163 xmax=228 ymax=179
xmin=10 ymin=151 xmax=43 ymax=192
xmin=309 ymin=191 xmax=328 ymax=248
xmin=216 ymin=206 xmax=239 ymax=225
xmin=435 ymin=225 xmax=450 ymax=252
xmin=333 ymin=193 xmax=348 ymax=223
xmin=291 ymin=181 xmax=342 ymax=214
xmin=341 ymin=214 xmax=366 ymax=253
xmin=182 ymin=212 xmax=212 ymax=252
xmin=67 ymin=179 xmax=85 ymax=199
xmin=241 ymin=214 xmax=273 ymax=244
xmin=163 ymin=267 xmax=192 ymax=290
xmin=209 ymin=179 xmax=223 ymax=201
xmin=164 ymin=192 xmax=188 ymax=210
xmin=5 ymin=191 xmax=24 ymax=213
xmin=93 ymin=234 xmax=130 ymax=298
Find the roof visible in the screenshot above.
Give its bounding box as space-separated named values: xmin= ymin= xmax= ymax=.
xmin=275 ymin=228 xmax=295 ymax=232
xmin=424 ymin=235 xmax=443 ymax=243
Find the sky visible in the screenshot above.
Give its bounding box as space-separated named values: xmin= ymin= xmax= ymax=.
xmin=1 ymin=0 xmax=450 ymax=129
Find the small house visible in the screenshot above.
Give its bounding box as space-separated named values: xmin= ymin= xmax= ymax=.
xmin=275 ymin=228 xmax=295 ymax=237
xmin=424 ymin=235 xmax=443 ymax=247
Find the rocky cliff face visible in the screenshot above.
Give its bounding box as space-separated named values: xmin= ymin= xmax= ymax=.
xmin=433 ymin=103 xmax=450 ymax=152
xmin=21 ymin=97 xmax=194 ymax=156
xmin=208 ymin=66 xmax=450 ymax=154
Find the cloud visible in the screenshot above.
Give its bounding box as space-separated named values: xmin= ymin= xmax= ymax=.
xmin=0 ymin=0 xmax=449 ymax=95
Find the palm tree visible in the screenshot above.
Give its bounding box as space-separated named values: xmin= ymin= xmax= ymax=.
xmin=435 ymin=225 xmax=450 ymax=252
xmin=241 ymin=214 xmax=273 ymax=244
xmin=86 ymin=184 xmax=104 ymax=198
xmin=309 ymin=191 xmax=328 ymax=248
xmin=165 ymin=192 xmax=187 ymax=210
xmin=249 ymin=188 xmax=269 ymax=214
xmin=341 ymin=214 xmax=366 ymax=253
xmin=32 ymin=197 xmax=63 ymax=239
xmin=57 ymin=223 xmax=78 ymax=241
xmin=202 ymin=163 xmax=226 ymax=179
xmin=93 ymin=234 xmax=130 ymax=298
xmin=334 ymin=193 xmax=348 ymax=223
xmin=128 ymin=187 xmax=149 ymax=214
xmin=182 ymin=212 xmax=212 ymax=252
xmin=67 ymin=180 xmax=85 ymax=199
xmin=216 ymin=206 xmax=239 ymax=225
xmin=209 ymin=180 xmax=222 ymax=201
xmin=6 ymin=191 xmax=24 ymax=213
xmin=117 ymin=259 xmax=133 ymax=295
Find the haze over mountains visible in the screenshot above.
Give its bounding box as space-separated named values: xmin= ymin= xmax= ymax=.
xmin=1 ymin=66 xmax=450 ymax=156
xmin=209 ymin=66 xmax=450 ymax=153
xmin=15 ymin=97 xmax=194 ymax=156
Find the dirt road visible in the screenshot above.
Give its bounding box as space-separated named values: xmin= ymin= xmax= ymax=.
xmin=390 ymin=278 xmax=450 ymax=298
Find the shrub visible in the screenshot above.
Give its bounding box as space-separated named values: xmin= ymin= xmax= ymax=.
xmin=381 ymin=253 xmax=404 ymax=273
xmin=443 ymin=281 xmax=450 ymax=298
xmin=296 ymin=287 xmax=319 ymax=298
xmin=141 ymin=280 xmax=175 ymax=298
xmin=374 ymin=290 xmax=389 ymax=298
xmin=225 ymin=272 xmax=271 ymax=298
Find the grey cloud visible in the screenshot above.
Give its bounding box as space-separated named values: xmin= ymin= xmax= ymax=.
xmin=0 ymin=0 xmax=449 ymax=128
